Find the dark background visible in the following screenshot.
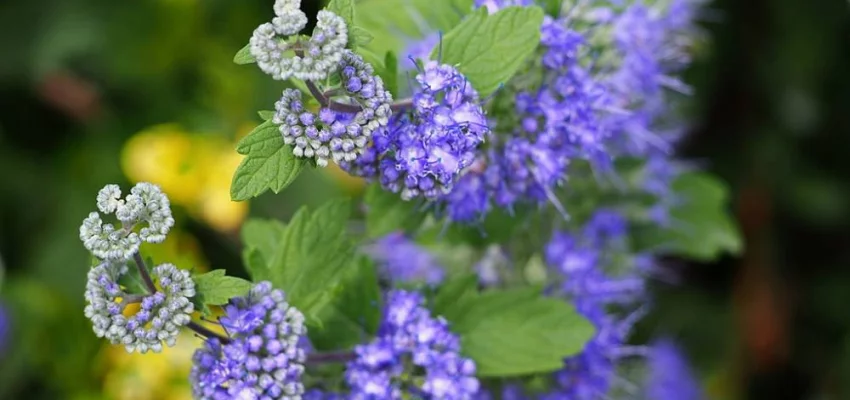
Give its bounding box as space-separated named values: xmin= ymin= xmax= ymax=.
xmin=0 ymin=0 xmax=848 ymax=399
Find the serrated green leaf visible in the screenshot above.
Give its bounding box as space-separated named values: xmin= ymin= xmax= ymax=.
xmin=460 ymin=295 xmax=594 ymax=376
xmin=433 ymin=6 xmax=544 ymax=97
xmin=635 ymin=172 xmax=742 ymax=261
xmin=430 ymin=273 xmax=478 ymax=319
xmin=434 ymin=284 xmax=594 ymax=377
xmin=350 ymin=26 xmax=374 ymax=48
xmin=233 ymin=44 xmax=255 ymax=64
xmin=354 ymin=0 xmax=473 ymax=57
xmin=235 ymin=120 xmax=277 ymax=155
xmin=363 ymin=183 xmax=427 ymax=238
xmin=230 ymin=120 xmax=307 ymax=201
xmin=383 ymin=51 xmax=399 ymax=96
xmin=257 ymin=110 xmax=275 ymax=120
xmin=239 ymin=199 xmax=358 ymax=325
xmin=192 ymin=270 xmax=252 ymax=314
xmin=309 ymin=256 xmax=382 ymax=350
xmin=241 ymin=219 xmax=286 ymax=281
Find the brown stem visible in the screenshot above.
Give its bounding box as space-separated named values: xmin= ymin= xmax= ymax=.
xmin=121 ymin=293 xmax=145 ymax=304
xmin=188 ymin=321 xmax=232 ymax=344
xmin=133 ymin=252 xmax=157 ymax=294
xmin=390 ymin=98 xmax=414 ymax=112
xmin=306 ymin=350 xmax=356 ymax=365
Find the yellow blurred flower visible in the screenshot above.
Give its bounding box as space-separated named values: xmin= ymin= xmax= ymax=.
xmin=122 ymin=124 xmax=248 ymax=233
xmin=121 ymin=124 xmax=202 ymax=206
xmin=100 ymin=332 xmax=202 ymax=400
xmin=139 ymin=228 xmax=208 ymax=273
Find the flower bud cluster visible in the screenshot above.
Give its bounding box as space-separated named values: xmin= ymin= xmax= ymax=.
xmin=250 ymin=0 xmax=348 ymax=81
xmin=84 ymin=262 xmax=195 ymax=354
xmin=273 ymin=50 xmax=392 ymax=167
xmin=345 ymin=290 xmax=479 ymax=399
xmin=80 ymin=183 xmax=174 ymax=261
xmin=190 ymin=281 xmax=307 ymax=399
xmin=342 ymin=61 xmax=489 ymax=200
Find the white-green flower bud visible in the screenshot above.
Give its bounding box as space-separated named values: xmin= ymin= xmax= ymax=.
xmin=80 ymin=182 xmax=174 ymax=261
xmin=84 ymin=262 xmax=195 ymax=354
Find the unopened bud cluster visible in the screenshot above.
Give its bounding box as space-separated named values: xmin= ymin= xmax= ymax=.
xmin=273 ymin=50 xmax=392 ymax=167
xmin=84 ymin=262 xmax=195 ymax=354
xmin=80 ymin=182 xmax=174 ymax=261
xmin=250 ymin=0 xmax=347 ymax=81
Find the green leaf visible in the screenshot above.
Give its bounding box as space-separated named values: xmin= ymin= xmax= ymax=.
xmin=354 ymin=0 xmax=473 ymax=57
xmin=635 ymin=172 xmax=743 ymax=261
xmin=230 ymin=120 xmax=307 ymax=200
xmin=233 ymin=44 xmax=255 ymax=64
xmin=539 ymin=0 xmax=564 ymax=16
xmin=433 ymin=6 xmax=544 ymax=97
xmin=191 ymin=270 xmax=252 ymax=314
xmin=240 ymin=218 xmax=286 ymax=281
xmin=434 ymin=283 xmax=595 ymax=377
xmin=430 ymin=273 xmax=479 ymax=320
xmin=257 ymin=110 xmax=275 ymax=120
xmin=239 ymin=199 xmax=358 ymax=324
xmin=383 ymin=51 xmax=399 ymax=96
xmin=117 ymin=259 xmax=147 ymax=295
xmin=350 ymin=26 xmax=374 ymax=49
xmin=309 ymin=256 xmax=382 ymax=350
xmin=460 ymin=293 xmax=594 ymax=376
xmin=363 ymin=183 xmax=427 ymax=238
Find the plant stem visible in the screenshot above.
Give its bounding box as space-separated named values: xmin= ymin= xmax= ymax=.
xmin=121 ymin=293 xmax=145 ymax=304
xmin=306 ymin=350 xmax=356 ymax=365
xmin=133 ymin=252 xmax=157 ymax=294
xmin=292 ymin=47 xmax=412 ymax=114
xmin=305 ymin=80 xmax=363 ymax=114
xmin=390 ymin=98 xmax=414 ymax=112
xmin=132 ymin=251 xmax=232 ymax=344
xmin=187 ymin=321 xmax=232 ymax=344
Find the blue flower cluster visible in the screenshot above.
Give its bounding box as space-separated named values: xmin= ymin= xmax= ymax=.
xmin=366 ymin=232 xmax=445 ymax=284
xmin=342 ymin=61 xmax=489 ymax=200
xmin=436 ymin=0 xmax=698 ymax=224
xmin=0 ymin=302 xmax=7 ymax=355
xmin=645 ymin=338 xmax=705 ymax=400
xmin=542 ymin=209 xmax=649 ymax=398
xmin=190 ymin=281 xmax=307 ymax=400
xmin=344 ymin=290 xmax=479 ymax=399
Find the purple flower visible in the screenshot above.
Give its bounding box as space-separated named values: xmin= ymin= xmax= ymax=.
xmin=343 ymin=61 xmax=489 ymax=200
xmin=304 ymin=389 xmax=346 ymax=400
xmin=542 ymin=209 xmax=651 ymax=398
xmin=0 ymin=302 xmax=8 ymax=354
xmin=190 ymin=282 xmax=307 ymax=399
xmin=646 ymin=339 xmax=705 ymax=400
xmin=366 ymin=232 xmax=445 ymax=284
xmin=345 ymin=290 xmax=479 ymax=399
